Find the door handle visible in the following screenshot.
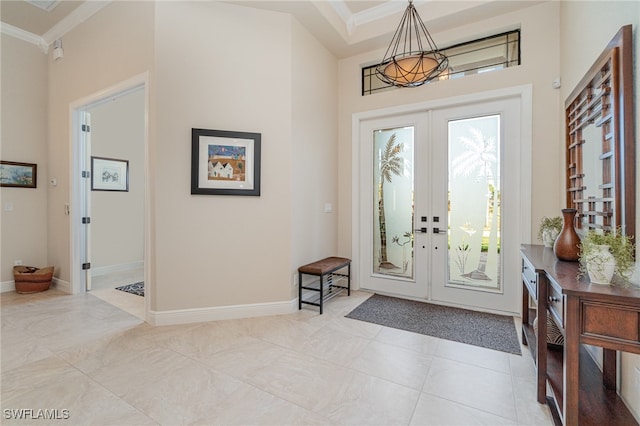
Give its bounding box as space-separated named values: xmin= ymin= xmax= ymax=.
xmin=433 ymin=227 xmax=447 ymax=234
xmin=414 ymin=227 xmax=428 ymax=233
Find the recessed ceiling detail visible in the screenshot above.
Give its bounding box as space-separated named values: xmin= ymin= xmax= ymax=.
xmin=2 ymin=0 xmax=547 ymax=59
xmin=1 ymin=1 xmax=109 ymax=53
xmin=24 ymin=0 xmax=60 ymax=12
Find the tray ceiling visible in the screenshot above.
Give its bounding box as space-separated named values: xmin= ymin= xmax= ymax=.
xmin=0 ymin=0 xmax=545 ymax=57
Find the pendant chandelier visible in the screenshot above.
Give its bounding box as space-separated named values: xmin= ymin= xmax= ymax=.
xmin=375 ymin=0 xmax=449 ymax=87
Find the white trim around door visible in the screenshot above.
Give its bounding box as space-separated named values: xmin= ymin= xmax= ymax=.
xmin=69 ymin=72 xmax=151 ymax=322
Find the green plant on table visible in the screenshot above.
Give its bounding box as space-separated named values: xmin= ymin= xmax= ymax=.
xmin=537 ymin=216 xmax=563 ymax=243
xmin=578 ymin=228 xmax=635 ymax=281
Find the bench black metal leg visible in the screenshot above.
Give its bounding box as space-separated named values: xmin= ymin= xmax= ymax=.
xmin=298 ymin=272 xmax=302 ymax=310
xmin=319 ymin=275 xmax=323 ymax=314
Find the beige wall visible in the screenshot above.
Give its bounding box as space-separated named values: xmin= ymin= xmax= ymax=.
xmin=88 ymin=89 xmax=145 ymax=271
xmin=4 ymin=0 xmax=340 ymax=313
xmin=0 ymin=36 xmax=48 ymax=284
xmin=150 ymin=1 xmax=339 ymax=312
xmin=337 ymin=1 xmax=563 ymax=258
xmin=560 ymin=1 xmax=640 ymax=419
xmin=291 ymin=17 xmax=339 ymax=294
xmin=46 ymin=1 xmax=154 ymax=284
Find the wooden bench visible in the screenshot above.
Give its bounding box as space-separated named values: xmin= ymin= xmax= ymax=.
xmin=298 ymin=257 xmax=351 ymax=314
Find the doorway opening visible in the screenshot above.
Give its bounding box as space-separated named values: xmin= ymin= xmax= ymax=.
xmin=70 ymin=74 xmax=150 ymax=321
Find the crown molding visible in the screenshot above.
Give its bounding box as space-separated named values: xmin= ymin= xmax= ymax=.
xmin=24 ymin=0 xmax=60 ymax=12
xmin=327 ymin=0 xmax=414 ymax=35
xmin=326 ymin=0 xmax=355 ymax=34
xmin=350 ymin=1 xmax=408 ymax=28
xmin=0 ymin=1 xmax=110 ymax=54
xmin=0 ymin=22 xmax=49 ymax=52
xmin=41 ymin=0 xmax=110 ymax=45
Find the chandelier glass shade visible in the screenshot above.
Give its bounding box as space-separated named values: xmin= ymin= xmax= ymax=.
xmin=375 ymin=1 xmax=449 ymax=87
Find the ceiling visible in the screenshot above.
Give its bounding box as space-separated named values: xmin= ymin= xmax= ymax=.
xmin=0 ymin=0 xmax=544 ymax=57
xmin=1 ymin=1 xmax=80 ymax=35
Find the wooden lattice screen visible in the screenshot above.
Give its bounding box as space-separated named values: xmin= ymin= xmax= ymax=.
xmin=564 ymin=25 xmax=634 ymax=239
xmin=565 ymin=51 xmax=617 ymax=231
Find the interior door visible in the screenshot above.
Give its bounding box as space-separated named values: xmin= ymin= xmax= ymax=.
xmin=430 ymin=97 xmax=522 ymax=313
xmin=79 ymin=111 xmax=92 ymax=291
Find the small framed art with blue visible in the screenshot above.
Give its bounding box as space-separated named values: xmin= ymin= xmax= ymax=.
xmin=191 ymin=128 xmax=261 ymax=196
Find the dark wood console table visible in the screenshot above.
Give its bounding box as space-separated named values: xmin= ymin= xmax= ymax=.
xmin=521 ymin=245 xmax=640 ymax=426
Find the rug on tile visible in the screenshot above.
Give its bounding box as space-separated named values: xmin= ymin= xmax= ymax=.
xmin=115 ymin=282 xmax=144 ymax=297
xmin=345 ymin=294 xmax=521 ymax=355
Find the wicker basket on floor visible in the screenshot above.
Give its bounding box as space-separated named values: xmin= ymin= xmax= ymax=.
xmin=13 ymin=266 xmax=54 ymax=294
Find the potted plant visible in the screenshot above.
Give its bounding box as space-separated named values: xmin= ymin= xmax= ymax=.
xmin=537 ymin=216 xmax=563 ymax=247
xmin=579 ymin=229 xmax=635 ymax=285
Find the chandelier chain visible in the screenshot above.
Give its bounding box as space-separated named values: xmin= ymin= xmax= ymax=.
xmin=375 ymin=0 xmax=449 ymax=87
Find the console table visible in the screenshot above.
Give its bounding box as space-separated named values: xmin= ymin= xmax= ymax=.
xmin=521 ymin=245 xmax=640 ymax=426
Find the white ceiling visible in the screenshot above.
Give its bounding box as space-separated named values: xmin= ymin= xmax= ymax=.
xmin=0 ymin=0 xmax=545 ymax=57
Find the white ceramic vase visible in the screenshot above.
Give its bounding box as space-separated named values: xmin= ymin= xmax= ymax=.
xmin=542 ymin=229 xmax=559 ymax=248
xmin=586 ymin=244 xmax=616 ymax=285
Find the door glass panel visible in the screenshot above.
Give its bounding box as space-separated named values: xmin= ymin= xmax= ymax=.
xmin=373 ymin=126 xmax=414 ymax=280
xmin=448 ymin=115 xmax=501 ymax=291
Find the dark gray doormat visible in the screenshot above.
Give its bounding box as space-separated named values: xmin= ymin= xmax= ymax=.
xmin=115 ymin=282 xmax=144 ymax=297
xmin=346 ymin=294 xmax=521 ymax=355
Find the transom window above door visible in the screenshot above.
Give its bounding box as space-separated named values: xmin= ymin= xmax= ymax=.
xmin=362 ymin=30 xmax=521 ymax=96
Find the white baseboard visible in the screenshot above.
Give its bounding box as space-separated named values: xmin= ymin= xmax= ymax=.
xmin=148 ymin=298 xmax=298 ymax=326
xmin=1 ymin=277 xmax=70 ymax=294
xmin=52 ymin=277 xmax=71 ymax=293
xmin=91 ymin=261 xmax=144 ymax=277
xmin=1 ymin=280 xmax=15 ymax=293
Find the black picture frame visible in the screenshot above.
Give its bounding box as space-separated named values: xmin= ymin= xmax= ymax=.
xmin=191 ymin=128 xmax=261 ymax=196
xmin=91 ymin=156 xmax=129 ymax=192
xmin=0 ymin=161 xmax=37 ymax=188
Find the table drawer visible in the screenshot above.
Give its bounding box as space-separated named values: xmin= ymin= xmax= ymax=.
xmin=547 ymin=281 xmax=565 ymax=327
xmin=582 ymin=301 xmax=640 ymax=345
xmin=522 ymin=258 xmax=537 ymax=297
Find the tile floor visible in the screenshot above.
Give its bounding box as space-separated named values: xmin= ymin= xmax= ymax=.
xmin=91 ymin=268 xmax=144 ymax=291
xmin=1 ymin=289 xmax=553 ymax=425
xmin=89 ymin=268 xmax=145 ymax=320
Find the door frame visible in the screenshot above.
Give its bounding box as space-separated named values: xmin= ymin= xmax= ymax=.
xmin=69 ymin=72 xmax=151 ymax=320
xmin=351 ymin=85 xmax=532 ymax=315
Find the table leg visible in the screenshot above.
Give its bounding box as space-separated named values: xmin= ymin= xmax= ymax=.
xmin=603 ymin=349 xmax=616 ymax=390
xmin=564 ymin=296 xmax=580 ymax=426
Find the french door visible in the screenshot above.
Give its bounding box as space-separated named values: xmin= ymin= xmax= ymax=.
xmin=357 ymin=95 xmax=526 ymax=314
xmin=359 ymin=112 xmax=430 ymax=299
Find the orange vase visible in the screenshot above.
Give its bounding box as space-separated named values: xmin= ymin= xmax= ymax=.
xmin=553 ymin=208 xmax=580 ymax=261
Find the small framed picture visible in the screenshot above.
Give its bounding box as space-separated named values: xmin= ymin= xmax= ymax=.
xmin=191 ymin=128 xmax=261 ymax=196
xmin=91 ymin=157 xmax=129 ymax=192
xmin=0 ymin=161 xmax=37 ymax=188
